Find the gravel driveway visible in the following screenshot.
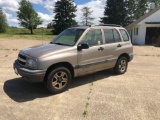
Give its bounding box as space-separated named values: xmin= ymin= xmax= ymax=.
xmin=0 ymin=38 xmax=160 ymax=120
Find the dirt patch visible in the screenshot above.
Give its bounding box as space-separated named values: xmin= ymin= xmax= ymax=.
xmin=133 ymin=45 xmax=160 ymax=56
xmin=1 ymin=38 xmax=160 ymax=120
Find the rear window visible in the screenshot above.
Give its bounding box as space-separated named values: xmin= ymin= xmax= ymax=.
xmin=119 ymin=29 xmax=130 ymax=42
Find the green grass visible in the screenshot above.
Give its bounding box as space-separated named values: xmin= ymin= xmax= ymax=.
xmin=0 ymin=27 xmax=56 ymax=41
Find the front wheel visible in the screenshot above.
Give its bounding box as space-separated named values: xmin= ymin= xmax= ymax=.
xmin=45 ymin=67 xmax=72 ymax=94
xmin=114 ymin=57 xmax=128 ymax=75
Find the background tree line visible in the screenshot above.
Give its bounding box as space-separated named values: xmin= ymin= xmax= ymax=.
xmin=0 ymin=0 xmax=160 ymax=34
xmin=100 ymin=0 xmax=160 ymax=27
xmin=0 ymin=9 xmax=8 ymax=33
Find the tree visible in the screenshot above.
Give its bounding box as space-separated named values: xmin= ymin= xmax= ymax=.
xmin=132 ymin=0 xmax=160 ymax=20
xmin=124 ymin=0 xmax=138 ymax=25
xmin=17 ymin=0 xmax=42 ymax=34
xmin=47 ymin=22 xmax=54 ymax=29
xmin=100 ymin=0 xmax=153 ymax=26
xmin=149 ymin=0 xmax=160 ymax=7
xmin=53 ymin=0 xmax=77 ymax=34
xmin=100 ymin=0 xmax=128 ymax=27
xmin=134 ymin=0 xmax=149 ymax=19
xmin=0 ymin=9 xmax=8 ymax=33
xmin=81 ymin=6 xmax=94 ymax=26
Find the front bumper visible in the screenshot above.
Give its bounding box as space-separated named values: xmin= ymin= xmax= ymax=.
xmin=13 ymin=60 xmax=46 ymax=83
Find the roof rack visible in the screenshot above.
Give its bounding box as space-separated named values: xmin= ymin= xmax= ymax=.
xmin=75 ymin=24 xmax=122 ymax=28
xmin=88 ymin=25 xmax=96 ymax=27
xmin=95 ymin=24 xmax=122 ymax=27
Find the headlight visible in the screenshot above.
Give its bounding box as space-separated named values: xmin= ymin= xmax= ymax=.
xmin=26 ymin=58 xmax=37 ymax=68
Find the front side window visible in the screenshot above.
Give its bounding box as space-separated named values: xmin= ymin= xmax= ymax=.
xmin=51 ymin=28 xmax=85 ymax=46
xmin=119 ymin=29 xmax=130 ymax=41
xmin=81 ymin=29 xmax=103 ymax=46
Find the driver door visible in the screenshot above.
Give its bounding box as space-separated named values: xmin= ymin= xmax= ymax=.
xmin=77 ymin=28 xmax=106 ymax=75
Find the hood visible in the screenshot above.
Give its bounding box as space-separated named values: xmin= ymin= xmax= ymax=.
xmin=21 ymin=43 xmax=69 ymax=58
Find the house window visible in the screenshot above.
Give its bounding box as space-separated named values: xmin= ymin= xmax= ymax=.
xmin=136 ymin=28 xmax=138 ymax=35
xmin=134 ymin=28 xmax=138 ymax=35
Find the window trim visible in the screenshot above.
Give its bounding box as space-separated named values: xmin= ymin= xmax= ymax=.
xmin=136 ymin=28 xmax=138 ymax=35
xmin=134 ymin=27 xmax=138 ymax=35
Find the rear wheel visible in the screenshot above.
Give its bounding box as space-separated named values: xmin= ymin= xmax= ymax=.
xmin=45 ymin=67 xmax=71 ymax=94
xmin=114 ymin=57 xmax=128 ymax=75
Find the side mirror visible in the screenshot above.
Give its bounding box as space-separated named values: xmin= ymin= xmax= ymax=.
xmin=77 ymin=43 xmax=89 ymax=51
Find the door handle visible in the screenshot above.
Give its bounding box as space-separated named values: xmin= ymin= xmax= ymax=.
xmin=98 ymin=47 xmax=104 ymax=51
xmin=117 ymin=44 xmax=122 ymax=47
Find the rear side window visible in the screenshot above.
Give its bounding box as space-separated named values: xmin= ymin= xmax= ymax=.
xmin=104 ymin=29 xmax=121 ymax=43
xmin=113 ymin=29 xmax=121 ymax=42
xmin=119 ymin=29 xmax=130 ymax=41
xmin=104 ymin=29 xmax=114 ymax=43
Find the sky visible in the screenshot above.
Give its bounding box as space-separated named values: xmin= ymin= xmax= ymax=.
xmin=0 ymin=0 xmax=106 ymax=27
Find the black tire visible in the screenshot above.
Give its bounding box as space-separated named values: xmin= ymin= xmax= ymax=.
xmin=114 ymin=57 xmax=128 ymax=75
xmin=45 ymin=67 xmax=72 ymax=94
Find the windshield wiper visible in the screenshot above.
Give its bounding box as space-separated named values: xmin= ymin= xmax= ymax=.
xmin=50 ymin=42 xmax=63 ymax=45
xmin=52 ymin=42 xmax=71 ymax=46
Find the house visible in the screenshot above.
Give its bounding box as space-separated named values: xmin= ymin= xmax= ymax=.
xmin=126 ymin=6 xmax=160 ymax=45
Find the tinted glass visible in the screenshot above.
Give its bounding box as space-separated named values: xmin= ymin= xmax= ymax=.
xmin=113 ymin=29 xmax=121 ymax=42
xmin=51 ymin=28 xmax=85 ymax=46
xmin=120 ymin=29 xmax=129 ymax=41
xmin=104 ymin=29 xmax=114 ymax=43
xmin=81 ymin=29 xmax=102 ymax=46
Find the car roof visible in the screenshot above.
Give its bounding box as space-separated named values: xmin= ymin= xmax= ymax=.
xmin=70 ymin=24 xmax=123 ymax=29
xmin=71 ymin=26 xmax=89 ymax=29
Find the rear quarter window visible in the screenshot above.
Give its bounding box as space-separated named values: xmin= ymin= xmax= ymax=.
xmin=119 ymin=29 xmax=130 ymax=42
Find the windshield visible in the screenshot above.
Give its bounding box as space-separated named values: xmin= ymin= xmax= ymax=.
xmin=51 ymin=28 xmax=85 ymax=46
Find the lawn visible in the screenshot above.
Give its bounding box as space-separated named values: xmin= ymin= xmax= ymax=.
xmin=0 ymin=27 xmax=56 ymax=41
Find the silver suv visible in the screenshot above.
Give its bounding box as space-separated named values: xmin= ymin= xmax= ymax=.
xmin=14 ymin=24 xmax=133 ymax=94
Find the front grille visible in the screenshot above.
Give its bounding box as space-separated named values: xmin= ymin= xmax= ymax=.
xmin=18 ymin=53 xmax=27 ymax=66
xmin=19 ymin=54 xmax=26 ymax=60
xmin=18 ymin=60 xmax=25 ymax=65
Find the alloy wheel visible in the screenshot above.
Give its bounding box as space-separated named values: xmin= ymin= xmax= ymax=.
xmin=52 ymin=71 xmax=68 ymax=89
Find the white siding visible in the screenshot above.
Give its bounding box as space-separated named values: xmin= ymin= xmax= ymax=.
xmin=128 ymin=26 xmax=140 ymax=45
xmin=140 ymin=10 xmax=160 ymax=23
xmin=127 ymin=9 xmax=160 ymax=45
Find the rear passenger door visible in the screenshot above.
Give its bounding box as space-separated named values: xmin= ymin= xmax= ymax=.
xmin=103 ymin=28 xmax=124 ymax=68
xmin=119 ymin=29 xmax=132 ymax=53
